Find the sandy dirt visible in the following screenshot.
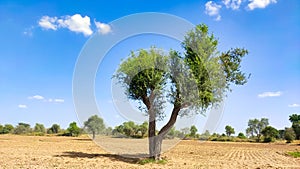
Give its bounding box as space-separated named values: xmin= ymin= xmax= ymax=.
xmin=0 ymin=135 xmax=299 ymax=169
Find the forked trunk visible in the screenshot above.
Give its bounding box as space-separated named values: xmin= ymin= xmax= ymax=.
xmin=149 ymin=106 xmax=181 ymax=160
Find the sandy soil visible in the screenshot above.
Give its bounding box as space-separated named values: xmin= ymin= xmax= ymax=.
xmin=0 ymin=135 xmax=299 ymax=169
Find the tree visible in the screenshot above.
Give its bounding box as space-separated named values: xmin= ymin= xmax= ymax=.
xmin=190 ymin=125 xmax=198 ymax=138
xmin=47 ymin=124 xmax=61 ymax=134
xmin=289 ymin=114 xmax=300 ymax=140
xmin=114 ymin=24 xmax=249 ymax=160
xmin=67 ymin=122 xmax=81 ymax=137
xmin=105 ymin=127 xmax=113 ymax=136
xmin=246 ymin=118 xmax=269 ymax=142
xmin=261 ymin=126 xmax=278 ymax=142
xmin=84 ymin=115 xmax=106 ymax=139
xmin=139 ymin=121 xmax=148 ymax=138
xmin=14 ymin=123 xmax=31 ymax=135
xmin=237 ymin=132 xmax=247 ymax=139
xmin=284 ymin=127 xmax=296 ymax=143
xmin=34 ymin=123 xmax=46 ymax=134
xmin=225 ymin=125 xmax=235 ymax=137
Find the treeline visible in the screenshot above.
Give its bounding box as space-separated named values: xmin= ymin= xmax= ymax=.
xmin=1 ymin=113 xmax=300 ymax=144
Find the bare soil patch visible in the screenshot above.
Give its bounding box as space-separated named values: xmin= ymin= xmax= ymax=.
xmin=0 ymin=135 xmax=299 ymax=169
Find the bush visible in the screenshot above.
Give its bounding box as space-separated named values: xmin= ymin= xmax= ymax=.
xmin=237 ymin=132 xmax=247 ymax=139
xmin=14 ymin=123 xmax=31 ymax=135
xmin=284 ymin=128 xmax=296 ymax=143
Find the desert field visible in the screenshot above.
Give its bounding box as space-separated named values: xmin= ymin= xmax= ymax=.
xmin=0 ymin=135 xmax=299 ymax=169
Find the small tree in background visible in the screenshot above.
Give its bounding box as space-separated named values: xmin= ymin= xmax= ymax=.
xmin=34 ymin=123 xmax=46 ymax=135
xmin=261 ymin=126 xmax=278 ymax=142
xmin=0 ymin=124 xmax=13 ymax=134
xmin=139 ymin=121 xmax=148 ymax=138
xmin=67 ymin=122 xmax=81 ymax=137
xmin=284 ymin=127 xmax=296 ymax=143
xmin=246 ymin=118 xmax=269 ymax=142
xmin=237 ymin=132 xmax=247 ymax=139
xmin=225 ymin=125 xmax=235 ymax=137
xmin=289 ymin=114 xmax=300 ymax=140
xmin=47 ymin=124 xmax=61 ymax=134
xmin=14 ymin=123 xmax=31 ymax=135
xmin=84 ymin=115 xmax=106 ymax=139
xmin=190 ymin=125 xmax=198 ymax=138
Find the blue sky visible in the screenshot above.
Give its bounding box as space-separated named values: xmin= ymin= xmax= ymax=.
xmin=0 ymin=0 xmax=299 ymax=134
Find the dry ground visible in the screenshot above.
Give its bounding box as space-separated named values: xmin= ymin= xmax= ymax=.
xmin=0 ymin=135 xmax=299 ymax=169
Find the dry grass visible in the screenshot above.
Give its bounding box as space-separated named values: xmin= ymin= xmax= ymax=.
xmin=0 ymin=135 xmax=299 ymax=169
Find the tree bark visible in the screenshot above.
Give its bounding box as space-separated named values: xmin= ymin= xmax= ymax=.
xmin=143 ymin=91 xmax=181 ymax=160
xmin=152 ymin=106 xmax=181 ymax=160
xmin=92 ymin=131 xmax=95 ymax=140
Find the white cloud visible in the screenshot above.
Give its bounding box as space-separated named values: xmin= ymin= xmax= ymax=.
xmin=247 ymin=0 xmax=277 ymax=10
xmin=38 ymin=16 xmax=58 ymax=30
xmin=205 ymin=1 xmax=222 ymax=21
xmin=288 ymin=104 xmax=300 ymax=108
xmin=18 ymin=104 xmax=27 ymax=109
xmin=94 ymin=20 xmax=112 ymax=35
xmin=28 ymin=95 xmax=44 ymax=100
xmin=54 ymin=99 xmax=64 ymax=103
xmin=223 ymin=0 xmax=242 ymax=10
xmin=258 ymin=91 xmax=282 ymax=98
xmin=57 ymin=14 xmax=93 ymax=36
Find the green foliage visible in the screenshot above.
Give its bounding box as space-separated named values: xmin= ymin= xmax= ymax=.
xmin=199 ymin=130 xmax=210 ymax=140
xmin=289 ymin=114 xmax=300 ymax=140
xmin=34 ymin=123 xmax=46 ymax=134
xmin=66 ymin=122 xmax=81 ymax=137
xmin=47 ymin=124 xmax=61 ymax=134
xmin=138 ymin=158 xmax=167 ymax=165
xmin=237 ymin=132 xmax=247 ymax=139
xmin=287 ymin=151 xmax=300 ymax=158
xmin=225 ymin=125 xmax=235 ymax=137
xmin=0 ymin=124 xmax=14 ymax=134
xmin=284 ymin=127 xmax=296 ymax=143
xmin=84 ymin=115 xmax=106 ymax=139
xmin=14 ymin=123 xmax=31 ymax=135
xmin=246 ymin=118 xmax=269 ymax=142
xmin=189 ymin=125 xmax=198 ymax=138
xmin=113 ymin=121 xmax=149 ymax=138
xmin=261 ymin=126 xmax=278 ymax=142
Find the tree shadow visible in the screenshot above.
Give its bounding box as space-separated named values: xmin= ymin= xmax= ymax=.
xmin=54 ymin=151 xmax=149 ymax=164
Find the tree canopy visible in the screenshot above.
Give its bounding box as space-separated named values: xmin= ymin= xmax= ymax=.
xmin=84 ymin=115 xmax=106 ymax=139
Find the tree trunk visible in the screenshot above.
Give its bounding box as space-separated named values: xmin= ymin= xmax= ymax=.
xmin=92 ymin=131 xmax=95 ymax=140
xmin=148 ymin=108 xmax=156 ymax=158
xmin=151 ymin=106 xmax=181 ymax=160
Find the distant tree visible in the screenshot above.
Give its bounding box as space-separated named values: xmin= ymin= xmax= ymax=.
xmin=105 ymin=127 xmax=113 ymax=136
xmin=225 ymin=125 xmax=235 ymax=137
xmin=284 ymin=127 xmax=296 ymax=143
xmin=246 ymin=118 xmax=269 ymax=142
xmin=261 ymin=126 xmax=278 ymax=142
xmin=67 ymin=122 xmax=81 ymax=137
xmin=181 ymin=127 xmax=190 ymax=136
xmin=0 ymin=125 xmax=3 ymax=134
xmin=123 ymin=121 xmax=138 ymax=137
xmin=47 ymin=124 xmax=61 ymax=134
xmin=237 ymin=132 xmax=247 ymax=139
xmin=84 ymin=115 xmax=106 ymax=139
xmin=14 ymin=123 xmax=31 ymax=135
xmin=190 ymin=125 xmax=198 ymax=138
xmin=289 ymin=114 xmax=300 ymax=140
xmin=165 ymin=126 xmax=176 ymax=139
xmin=3 ymin=124 xmax=14 ymax=134
xmin=34 ymin=123 xmax=46 ymax=134
xmin=278 ymin=129 xmax=285 ymax=139
xmin=199 ymin=130 xmax=211 ymax=140
xmin=139 ymin=121 xmax=148 ymax=138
